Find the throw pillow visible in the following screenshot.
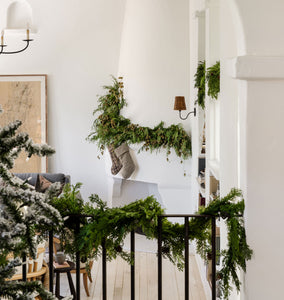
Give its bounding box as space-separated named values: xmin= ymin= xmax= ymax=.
xmin=35 ymin=175 xmax=53 ymax=193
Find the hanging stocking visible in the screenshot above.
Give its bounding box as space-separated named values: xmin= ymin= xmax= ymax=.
xmin=107 ymin=144 xmax=123 ymax=175
xmin=114 ymin=143 xmax=135 ymax=179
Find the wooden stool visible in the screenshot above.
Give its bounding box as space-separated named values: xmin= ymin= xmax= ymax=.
xmin=54 ymin=261 xmax=76 ymax=300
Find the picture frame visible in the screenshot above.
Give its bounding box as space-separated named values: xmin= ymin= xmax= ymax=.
xmin=0 ymin=74 xmax=48 ymax=172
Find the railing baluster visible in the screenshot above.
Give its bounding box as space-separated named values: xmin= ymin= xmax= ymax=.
xmin=158 ymin=216 xmax=162 ymax=300
xmin=184 ymin=217 xmax=189 ymax=300
xmin=22 ymin=253 xmax=27 ymax=282
xmin=102 ymin=238 xmax=107 ymax=300
xmin=75 ymin=219 xmax=80 ymax=300
xmin=131 ymin=230 xmax=135 ymax=300
xmin=157 ymin=214 xmax=217 ymax=300
xmin=49 ymin=229 xmax=53 ymax=293
xmin=211 ymin=217 xmax=216 ymax=300
xmin=53 ymin=213 xmax=218 ymax=300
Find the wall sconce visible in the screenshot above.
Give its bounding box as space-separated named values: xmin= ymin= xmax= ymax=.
xmin=174 ymin=96 xmax=196 ymax=120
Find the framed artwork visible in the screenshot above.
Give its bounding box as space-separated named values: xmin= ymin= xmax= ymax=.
xmin=0 ymin=75 xmax=48 ymax=173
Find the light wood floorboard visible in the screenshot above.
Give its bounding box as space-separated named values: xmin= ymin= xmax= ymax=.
xmin=57 ymin=252 xmax=206 ymax=300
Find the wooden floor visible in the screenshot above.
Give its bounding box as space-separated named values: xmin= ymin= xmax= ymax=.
xmin=59 ymin=252 xmax=206 ymax=300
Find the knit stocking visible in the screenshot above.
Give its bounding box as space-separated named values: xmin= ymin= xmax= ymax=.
xmin=107 ymin=144 xmax=123 ymax=175
xmin=114 ymin=143 xmax=135 ymax=179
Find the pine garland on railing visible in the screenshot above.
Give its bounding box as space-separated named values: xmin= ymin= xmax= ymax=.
xmin=51 ymin=184 xmax=252 ymax=300
xmin=87 ymin=76 xmax=192 ymax=160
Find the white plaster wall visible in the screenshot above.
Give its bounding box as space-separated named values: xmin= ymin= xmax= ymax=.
xmin=244 ymin=79 xmax=284 ymax=300
xmin=189 ymin=0 xmax=206 ymax=215
xmin=234 ymin=0 xmax=284 ymax=56
xmin=219 ymin=1 xmax=240 ymax=299
xmin=0 ymin=0 xmax=193 ymax=212
xmin=223 ymin=0 xmax=284 ymax=299
xmin=0 ymin=0 xmax=126 ymax=200
xmin=190 ymin=0 xmax=284 ymax=299
xmin=114 ymin=0 xmax=192 ymax=213
xmin=118 ymin=0 xmax=191 ymax=129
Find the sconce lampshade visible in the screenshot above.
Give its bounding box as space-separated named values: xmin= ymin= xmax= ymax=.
xmin=174 ymin=96 xmax=186 ymax=110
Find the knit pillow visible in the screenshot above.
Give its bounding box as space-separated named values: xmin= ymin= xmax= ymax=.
xmin=35 ymin=175 xmax=53 ymax=193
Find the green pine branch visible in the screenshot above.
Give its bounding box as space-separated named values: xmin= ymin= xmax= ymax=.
xmin=52 ymin=184 xmax=252 ymax=300
xmin=206 ymin=61 xmax=220 ymax=99
xmin=87 ymin=76 xmax=192 ymax=160
xmin=194 ymin=61 xmax=206 ymax=109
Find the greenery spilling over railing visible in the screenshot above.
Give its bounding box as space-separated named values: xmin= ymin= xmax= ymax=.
xmin=194 ymin=60 xmax=220 ymax=109
xmin=87 ymin=76 xmax=192 ymax=160
xmin=51 ymin=185 xmax=252 ymax=300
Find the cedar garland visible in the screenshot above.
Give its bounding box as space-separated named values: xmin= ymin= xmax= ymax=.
xmin=87 ymin=76 xmax=192 ymax=160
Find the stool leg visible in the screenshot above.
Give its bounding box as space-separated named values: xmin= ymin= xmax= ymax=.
xmin=83 ymin=273 xmax=90 ymax=297
xmin=67 ymin=271 xmax=77 ymax=300
xmin=55 ymin=273 xmax=60 ymax=298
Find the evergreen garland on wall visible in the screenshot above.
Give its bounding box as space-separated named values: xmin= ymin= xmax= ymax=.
xmin=87 ymin=77 xmax=192 ymax=160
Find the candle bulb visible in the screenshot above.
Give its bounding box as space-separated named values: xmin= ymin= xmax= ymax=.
xmin=26 ymin=23 xmax=30 ymax=40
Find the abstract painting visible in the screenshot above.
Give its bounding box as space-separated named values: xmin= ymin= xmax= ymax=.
xmin=0 ymin=75 xmax=47 ymax=172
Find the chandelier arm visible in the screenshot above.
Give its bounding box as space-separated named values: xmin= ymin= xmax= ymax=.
xmin=0 ymin=45 xmax=6 ymax=54
xmin=0 ymin=40 xmax=33 ymax=55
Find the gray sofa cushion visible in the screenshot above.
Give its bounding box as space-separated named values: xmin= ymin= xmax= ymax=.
xmin=13 ymin=173 xmax=70 ymax=187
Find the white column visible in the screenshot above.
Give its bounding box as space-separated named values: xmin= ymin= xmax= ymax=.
xmin=115 ymin=0 xmax=192 ymax=213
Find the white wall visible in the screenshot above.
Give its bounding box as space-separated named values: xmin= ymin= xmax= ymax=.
xmin=0 ymin=0 xmax=126 ymax=200
xmin=218 ymin=1 xmax=240 ymax=299
xmin=222 ymin=0 xmax=284 ymax=299
xmin=190 ymin=0 xmax=284 ymax=299
xmin=118 ymin=0 xmax=190 ymax=129
xmin=244 ymin=79 xmax=284 ymax=300
xmin=0 ymin=0 xmax=192 ymax=211
xmin=113 ymin=0 xmax=192 ymax=213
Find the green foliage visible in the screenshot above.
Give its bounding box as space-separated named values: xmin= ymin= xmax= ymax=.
xmin=194 ymin=61 xmax=206 ymax=109
xmin=87 ymin=76 xmax=192 ymax=160
xmin=52 ymin=184 xmax=252 ymax=300
xmin=51 ymin=183 xmax=92 ymax=263
xmin=194 ymin=60 xmax=220 ymax=108
xmin=206 ymin=61 xmax=220 ymax=99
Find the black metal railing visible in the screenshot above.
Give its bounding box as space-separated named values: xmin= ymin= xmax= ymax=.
xmin=158 ymin=214 xmax=216 ymax=300
xmin=19 ymin=214 xmax=217 ymax=300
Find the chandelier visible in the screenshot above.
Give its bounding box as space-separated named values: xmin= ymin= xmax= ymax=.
xmin=0 ymin=25 xmax=33 ymax=55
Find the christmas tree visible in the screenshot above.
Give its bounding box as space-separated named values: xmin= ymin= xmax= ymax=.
xmin=0 ymin=105 xmax=63 ymax=299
